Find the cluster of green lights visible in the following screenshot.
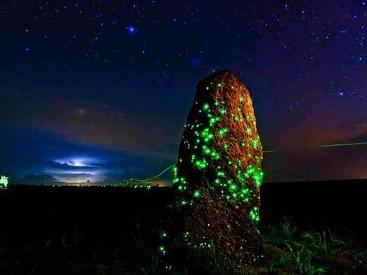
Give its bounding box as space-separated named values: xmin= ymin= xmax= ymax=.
xmin=0 ymin=175 xmax=9 ymax=189
xmin=158 ymin=245 xmax=166 ymax=255
xmin=244 ymin=165 xmax=264 ymax=188
xmin=249 ymin=207 xmax=260 ymax=223
xmin=173 ymin=82 xmax=264 ymax=224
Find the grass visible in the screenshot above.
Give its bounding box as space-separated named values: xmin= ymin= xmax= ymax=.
xmin=261 ymin=219 xmax=366 ymax=274
xmin=0 ymin=220 xmax=365 ymax=274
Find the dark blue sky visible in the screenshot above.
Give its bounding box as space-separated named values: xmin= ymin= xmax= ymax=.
xmin=1 ymin=1 xmax=367 ymax=184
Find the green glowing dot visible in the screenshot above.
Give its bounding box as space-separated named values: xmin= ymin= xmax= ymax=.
xmin=210 ymin=151 xmax=220 ymax=160
xmin=249 ymin=207 xmax=260 ymax=223
xmin=218 ymin=128 xmax=228 ymax=136
xmin=160 ymin=231 xmax=167 ymax=238
xmin=201 ymin=128 xmax=214 ymax=143
xmin=209 ymin=116 xmax=220 ymax=126
xmin=229 ymin=184 xmax=237 ymax=191
xmin=195 ymin=159 xmax=208 ymax=169
xmin=245 ymin=165 xmax=264 ymax=188
xmin=202 ymin=103 xmax=210 ymax=111
xmin=202 ymin=145 xmax=211 ymax=155
xmin=159 ymin=245 xmax=166 ymax=254
xmin=193 ymin=190 xmax=200 ymax=198
xmin=246 ymin=127 xmax=253 ymax=135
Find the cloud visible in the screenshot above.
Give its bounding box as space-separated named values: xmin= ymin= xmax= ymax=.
xmin=0 ymin=125 xmax=174 ymax=183
xmin=18 ymin=174 xmax=57 ymax=185
xmin=0 ymin=95 xmax=181 ymax=159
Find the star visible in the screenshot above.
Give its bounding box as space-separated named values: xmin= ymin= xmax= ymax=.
xmin=126 ymin=25 xmax=138 ymax=34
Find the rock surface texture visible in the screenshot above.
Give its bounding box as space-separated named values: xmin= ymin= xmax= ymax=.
xmin=170 ymin=70 xmax=264 ymax=273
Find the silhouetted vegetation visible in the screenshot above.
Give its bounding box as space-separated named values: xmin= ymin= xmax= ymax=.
xmin=0 ymin=182 xmax=366 ymax=274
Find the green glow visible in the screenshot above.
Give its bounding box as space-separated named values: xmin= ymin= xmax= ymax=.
xmin=160 ymin=231 xmax=167 ymax=238
xmin=0 ymin=175 xmax=9 ymax=189
xmin=202 ymin=103 xmax=210 ymax=111
xmin=209 ymin=116 xmax=220 ymax=126
xmin=195 ymin=159 xmax=208 ymax=169
xmin=202 ymin=145 xmax=211 ymax=155
xmin=249 ymin=206 xmax=260 ymax=223
xmin=220 ymin=108 xmax=227 ymax=115
xmin=159 ymin=245 xmax=166 ymax=255
xmin=245 ymin=165 xmax=264 ymax=188
xmin=201 ymin=128 xmax=214 ymax=143
xmin=217 ymin=170 xmax=225 ymax=177
xmin=172 ymin=166 xmax=178 ymax=183
xmin=218 ymin=128 xmax=228 ymax=136
xmin=174 ymin=97 xmax=264 ymax=243
xmin=193 ymin=190 xmax=201 ymax=198
xmin=180 ymin=199 xmax=188 ymax=206
xmin=210 ymin=150 xmax=220 ymax=160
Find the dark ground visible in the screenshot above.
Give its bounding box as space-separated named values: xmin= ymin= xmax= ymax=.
xmin=0 ymin=180 xmax=366 ymax=274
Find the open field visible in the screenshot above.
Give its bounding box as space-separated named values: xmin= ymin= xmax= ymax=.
xmin=0 ymin=180 xmax=366 ymax=274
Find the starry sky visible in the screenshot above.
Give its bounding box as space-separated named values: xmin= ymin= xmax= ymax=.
xmin=1 ymin=1 xmax=367 ymax=184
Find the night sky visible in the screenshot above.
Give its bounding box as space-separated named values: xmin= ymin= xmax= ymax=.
xmin=1 ymin=1 xmax=367 ymax=184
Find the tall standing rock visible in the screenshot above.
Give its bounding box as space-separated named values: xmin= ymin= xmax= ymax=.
xmin=170 ymin=70 xmax=264 ymax=273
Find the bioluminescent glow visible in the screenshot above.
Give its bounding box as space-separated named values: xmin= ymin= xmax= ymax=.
xmin=0 ymin=175 xmax=9 ymax=189
xmin=173 ymin=85 xmax=263 ymax=224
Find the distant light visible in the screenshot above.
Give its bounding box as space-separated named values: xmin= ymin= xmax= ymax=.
xmin=25 ymin=47 xmax=31 ymax=53
xmin=72 ymin=159 xmax=85 ymax=167
xmin=54 ymin=157 xmax=95 ymax=168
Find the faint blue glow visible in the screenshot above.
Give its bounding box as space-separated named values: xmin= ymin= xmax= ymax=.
xmin=126 ymin=25 xmax=138 ymax=34
xmin=50 ymin=156 xmax=105 ymax=183
xmin=54 ymin=156 xmax=98 ymax=167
